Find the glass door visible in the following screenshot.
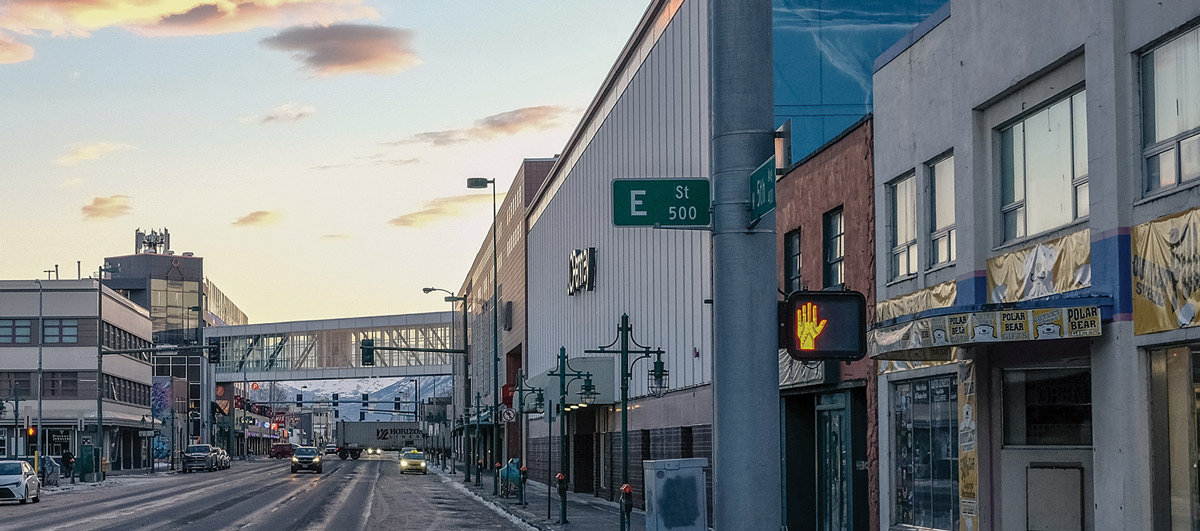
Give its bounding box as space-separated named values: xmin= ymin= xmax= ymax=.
xmin=817 ymin=392 xmax=851 ymax=531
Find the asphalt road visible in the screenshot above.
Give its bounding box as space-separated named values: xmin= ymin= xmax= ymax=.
xmin=0 ymin=454 xmax=523 ymax=531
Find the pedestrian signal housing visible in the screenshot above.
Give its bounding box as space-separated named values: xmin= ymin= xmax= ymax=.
xmin=780 ymin=290 xmax=866 ymax=361
xmin=361 ymin=338 xmax=375 ymax=366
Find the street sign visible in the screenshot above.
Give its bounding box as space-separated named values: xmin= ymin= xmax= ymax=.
xmin=612 ymin=178 xmax=711 ymax=227
xmin=251 ymin=382 xmax=260 ymax=391
xmin=780 ymin=291 xmax=867 ymax=361
xmin=138 ymin=430 xmax=154 ymax=437
xmin=749 ymin=156 xmax=776 ymax=223
xmin=501 ymin=407 xmax=517 ymax=423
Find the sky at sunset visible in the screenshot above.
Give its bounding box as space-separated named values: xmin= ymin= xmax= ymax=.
xmin=0 ymin=0 xmax=648 ymax=323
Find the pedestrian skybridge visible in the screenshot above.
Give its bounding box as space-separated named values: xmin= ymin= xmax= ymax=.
xmin=206 ymin=311 xmax=456 ymax=383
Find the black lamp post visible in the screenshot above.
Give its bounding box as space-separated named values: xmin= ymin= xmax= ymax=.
xmin=547 ymin=347 xmax=598 ymax=524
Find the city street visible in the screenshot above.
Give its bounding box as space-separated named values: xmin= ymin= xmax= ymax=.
xmin=0 ymin=454 xmax=525 ymax=531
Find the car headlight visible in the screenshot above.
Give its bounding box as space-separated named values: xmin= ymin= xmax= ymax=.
xmin=313 ymin=457 xmax=320 ymax=462
xmin=400 ymin=460 xmax=408 ymax=466
xmin=420 ymin=462 xmax=426 ymax=467
xmin=292 ymin=457 xmax=299 ymax=462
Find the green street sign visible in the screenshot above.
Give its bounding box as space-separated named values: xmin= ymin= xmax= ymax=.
xmin=612 ymin=178 xmax=711 ymax=227
xmin=749 ymin=156 xmax=776 ymax=223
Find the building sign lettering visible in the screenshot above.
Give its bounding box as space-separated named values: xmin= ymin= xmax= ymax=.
xmin=567 ymin=247 xmax=596 ymax=296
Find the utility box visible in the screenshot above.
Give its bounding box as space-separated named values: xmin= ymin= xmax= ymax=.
xmin=643 ymin=458 xmax=709 ymax=531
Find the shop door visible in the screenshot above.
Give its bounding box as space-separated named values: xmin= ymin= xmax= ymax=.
xmin=817 ymin=392 xmax=852 ymax=531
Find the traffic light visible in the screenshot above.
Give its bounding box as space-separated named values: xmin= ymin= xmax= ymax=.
xmin=206 ymin=337 xmax=220 ymax=363
xmin=361 ymin=338 xmax=375 ymax=366
xmin=296 ymin=393 xmax=303 ymax=408
xmin=332 ymin=393 xmax=339 ymax=407
xmin=26 ymin=427 xmax=35 ymax=437
xmin=781 ymin=290 xmax=867 ymax=361
xmin=361 ymin=393 xmax=368 ymax=407
xmin=394 ymin=396 xmax=401 ymax=411
xmin=334 ymin=409 xmax=339 ymax=418
xmin=359 ymin=411 xmax=365 ymax=421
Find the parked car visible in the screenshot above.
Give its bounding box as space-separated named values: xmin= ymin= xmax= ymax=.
xmin=290 ymin=447 xmax=323 ymax=474
xmin=324 ymin=444 xmax=338 ymax=455
xmin=214 ymin=448 xmax=231 ymax=469
xmin=270 ymin=443 xmax=296 ymax=459
xmin=399 ymin=452 xmax=427 ymax=475
xmin=183 ymin=444 xmax=216 ymax=473
xmin=0 ymin=460 xmax=41 ymax=504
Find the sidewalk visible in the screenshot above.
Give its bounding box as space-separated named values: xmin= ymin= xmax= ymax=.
xmin=436 ymin=464 xmax=646 ymax=531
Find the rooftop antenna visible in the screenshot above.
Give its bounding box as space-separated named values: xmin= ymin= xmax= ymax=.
xmin=43 ymin=268 xmax=54 ymax=280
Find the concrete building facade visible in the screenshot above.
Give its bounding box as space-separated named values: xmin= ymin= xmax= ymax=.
xmin=870 ymin=1 xmax=1200 ymax=529
xmin=0 ymin=279 xmax=154 ymax=472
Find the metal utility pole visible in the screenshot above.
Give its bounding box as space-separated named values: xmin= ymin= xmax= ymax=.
xmin=35 ymin=279 xmax=44 ymax=475
xmin=710 ymin=1 xmax=781 ymax=529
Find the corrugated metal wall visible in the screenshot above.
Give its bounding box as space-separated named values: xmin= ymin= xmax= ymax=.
xmin=527 ymin=0 xmax=711 ymax=398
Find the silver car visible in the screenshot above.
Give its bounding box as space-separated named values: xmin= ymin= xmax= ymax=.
xmin=0 ymin=460 xmax=41 ymax=504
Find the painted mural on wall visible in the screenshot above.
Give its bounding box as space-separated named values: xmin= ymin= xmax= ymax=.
xmin=152 ymin=379 xmax=172 ymax=460
xmin=987 ymin=229 xmax=1091 ymax=303
xmin=1133 ymin=207 xmax=1200 ymax=334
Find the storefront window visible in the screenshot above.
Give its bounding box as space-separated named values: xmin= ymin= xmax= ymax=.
xmin=1003 ymin=367 xmax=1092 ymax=445
xmin=893 ymin=375 xmax=959 ymax=529
xmin=1153 ymin=346 xmax=1200 ymax=529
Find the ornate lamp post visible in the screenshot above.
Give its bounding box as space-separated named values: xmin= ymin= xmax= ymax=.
xmin=585 ymin=314 xmax=669 ymax=531
xmin=547 ymin=347 xmax=598 ymax=524
xmin=422 ymin=287 xmax=467 ymax=476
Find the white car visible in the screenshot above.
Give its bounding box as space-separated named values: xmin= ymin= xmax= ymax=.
xmin=0 ymin=460 xmax=41 ymax=504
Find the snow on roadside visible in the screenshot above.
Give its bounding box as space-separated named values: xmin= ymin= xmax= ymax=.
xmin=437 ymin=471 xmax=539 ymax=531
xmin=42 ymin=472 xmax=174 ymax=494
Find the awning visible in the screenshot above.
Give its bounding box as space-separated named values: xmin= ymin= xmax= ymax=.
xmin=869 ymin=305 xmax=1101 ymax=360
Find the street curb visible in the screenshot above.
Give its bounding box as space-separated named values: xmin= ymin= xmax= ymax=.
xmin=436 ymin=470 xmax=542 ymax=531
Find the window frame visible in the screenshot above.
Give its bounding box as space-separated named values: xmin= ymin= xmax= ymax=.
xmin=1141 ymin=25 xmax=1200 ymax=193
xmin=929 ymin=154 xmax=957 ymax=268
xmin=823 ymin=208 xmax=845 ymax=289
xmin=784 ymin=228 xmax=802 ymax=293
xmin=998 ymin=87 xmax=1089 ymax=242
xmin=0 ymin=319 xmax=33 ymax=344
xmin=889 ymin=174 xmax=918 ymax=279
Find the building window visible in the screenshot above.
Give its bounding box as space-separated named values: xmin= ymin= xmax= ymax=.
xmin=44 ymin=372 xmax=80 ymax=398
xmin=0 ymin=372 xmax=32 ymax=399
xmin=43 ymin=319 xmax=78 ymax=344
xmin=893 ymin=375 xmax=959 ymax=529
xmin=1002 ymin=368 xmax=1092 ymax=445
xmin=785 ymin=229 xmax=802 ymax=292
xmin=0 ymin=320 xmax=32 ymax=344
xmin=1152 ymin=346 xmax=1200 ymax=529
xmin=890 ymin=175 xmax=917 ymax=278
xmin=930 ymin=156 xmax=956 ymax=266
xmin=1143 ymin=26 xmax=1200 ymax=192
xmin=1000 ymin=89 xmax=1089 ymax=240
xmin=823 ymin=208 xmax=844 ymax=288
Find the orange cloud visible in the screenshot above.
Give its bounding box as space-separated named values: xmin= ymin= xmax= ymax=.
xmin=261 ymin=24 xmax=419 ymax=77
xmin=81 ymin=195 xmax=131 ymax=220
xmin=0 ymin=1 xmax=379 ymax=63
xmin=54 ymin=142 xmax=136 ymax=166
xmin=231 ymin=210 xmax=280 ymax=226
xmin=387 ymin=193 xmax=505 ymax=228
xmin=0 ymin=33 xmax=34 ymax=63
xmin=385 ymin=105 xmax=571 ymax=146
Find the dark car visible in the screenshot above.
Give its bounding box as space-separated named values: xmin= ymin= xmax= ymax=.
xmin=183 ymin=444 xmax=216 ymax=473
xmin=270 ymin=443 xmax=296 ymax=459
xmin=291 ymin=447 xmax=322 ymax=474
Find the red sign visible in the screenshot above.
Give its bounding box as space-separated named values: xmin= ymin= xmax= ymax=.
xmin=251 ymin=382 xmax=260 ymax=391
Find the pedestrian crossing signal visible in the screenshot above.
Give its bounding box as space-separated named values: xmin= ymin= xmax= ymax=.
xmin=361 ymin=338 xmax=375 ymax=366
xmin=781 ymin=290 xmax=866 ymax=361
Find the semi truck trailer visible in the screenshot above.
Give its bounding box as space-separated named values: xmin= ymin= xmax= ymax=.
xmin=334 ymin=421 xmax=425 ymax=459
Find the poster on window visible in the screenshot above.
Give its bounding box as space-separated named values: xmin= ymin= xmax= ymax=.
xmin=987 ymin=229 xmax=1091 ymax=303
xmin=1132 ymin=207 xmax=1200 ymax=334
xmin=958 ymin=361 xmax=978 ymax=531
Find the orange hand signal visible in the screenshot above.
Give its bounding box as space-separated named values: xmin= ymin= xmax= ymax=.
xmin=796 ymin=302 xmax=827 ymax=350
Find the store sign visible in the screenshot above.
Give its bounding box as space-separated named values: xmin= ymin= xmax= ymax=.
xmin=1132 ymin=206 xmax=1200 ymax=334
xmin=781 ymin=291 xmax=867 ymax=361
xmin=868 ymin=306 xmax=1101 ymax=359
xmin=567 ymin=247 xmax=596 ymax=296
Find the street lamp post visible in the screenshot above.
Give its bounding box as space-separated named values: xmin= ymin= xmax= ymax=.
xmin=474 ymin=392 xmax=483 ymax=487
xmin=513 ymin=369 xmax=544 ymax=507
xmin=95 ymin=263 xmax=118 ymax=481
xmin=34 ymin=279 xmax=44 ymax=477
xmin=466 ymin=176 xmax=501 ymax=496
xmin=546 ymin=347 xmax=598 ymax=524
xmin=585 ymin=314 xmax=669 ymax=531
xmin=423 ymin=287 xmax=467 ymax=477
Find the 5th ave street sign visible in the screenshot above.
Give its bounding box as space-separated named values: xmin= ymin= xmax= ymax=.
xmin=612 ymin=178 xmax=711 ymax=227
xmin=749 ymin=156 xmax=776 ymax=224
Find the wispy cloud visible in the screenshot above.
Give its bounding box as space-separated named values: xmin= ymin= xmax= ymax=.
xmin=387 ymin=193 xmax=506 ymax=227
xmin=386 ymin=105 xmax=571 ymax=146
xmin=261 ymin=24 xmax=419 ymax=77
xmin=312 ymin=154 xmax=420 ymax=170
xmin=0 ymin=33 xmax=34 ymax=64
xmin=53 ymin=142 xmax=135 ymax=166
xmin=231 ymin=210 xmax=281 ymax=227
xmin=81 ymin=195 xmax=131 ymax=220
xmin=321 ymin=233 xmax=350 ymax=240
xmin=245 ymin=102 xmax=316 ymax=124
xmin=0 ymin=2 xmax=380 ymax=63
